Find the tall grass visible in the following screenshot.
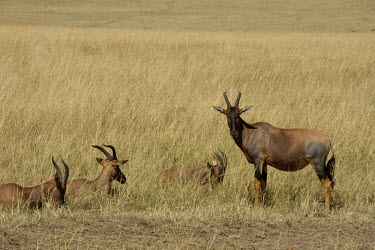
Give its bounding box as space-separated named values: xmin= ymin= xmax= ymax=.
xmin=0 ymin=26 xmax=374 ymax=219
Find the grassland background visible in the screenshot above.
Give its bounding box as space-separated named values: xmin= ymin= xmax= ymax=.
xmin=0 ymin=0 xmax=374 ymax=248
xmin=0 ymin=0 xmax=374 ymax=32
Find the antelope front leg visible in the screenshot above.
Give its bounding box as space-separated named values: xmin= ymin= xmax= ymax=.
xmin=253 ymin=160 xmax=266 ymax=207
xmin=253 ymin=177 xmax=261 ymax=207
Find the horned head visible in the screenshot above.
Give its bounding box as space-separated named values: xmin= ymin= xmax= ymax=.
xmin=51 ymin=157 xmax=70 ymax=206
xmin=207 ymin=150 xmax=228 ymax=183
xmin=213 ymin=91 xmax=252 ymax=137
xmin=92 ymin=145 xmax=128 ymax=184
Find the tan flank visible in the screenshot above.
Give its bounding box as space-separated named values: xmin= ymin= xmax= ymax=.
xmin=161 ymin=151 xmax=228 ymax=185
xmin=0 ymin=157 xmax=69 ymax=209
xmin=214 ymin=92 xmax=336 ymax=210
xmin=66 ymin=145 xmax=128 ymax=196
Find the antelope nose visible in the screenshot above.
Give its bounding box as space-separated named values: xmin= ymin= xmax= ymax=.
xmin=230 ymin=131 xmax=238 ymax=137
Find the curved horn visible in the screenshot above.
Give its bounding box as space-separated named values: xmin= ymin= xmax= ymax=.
xmin=213 ymin=151 xmax=225 ymax=171
xmin=60 ymin=158 xmax=70 ymax=189
xmin=103 ymin=145 xmax=117 ymax=160
xmin=235 ymin=91 xmax=242 ymax=108
xmin=92 ymin=145 xmax=113 ymax=160
xmin=223 ymin=92 xmax=231 ymax=109
xmin=219 ymin=150 xmax=228 ymax=170
xmin=52 ymin=156 xmax=63 ymax=182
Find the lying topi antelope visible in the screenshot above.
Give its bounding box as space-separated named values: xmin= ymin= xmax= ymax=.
xmin=213 ymin=92 xmax=335 ymax=210
xmin=66 ymin=145 xmax=128 ymax=195
xmin=161 ymin=151 xmax=228 ymax=184
xmin=0 ymin=157 xmax=69 ymax=209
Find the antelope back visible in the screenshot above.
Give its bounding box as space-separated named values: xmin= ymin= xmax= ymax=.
xmin=0 ymin=183 xmax=24 ymax=209
xmin=0 ymin=157 xmax=69 ymax=209
xmin=161 ymin=165 xmax=187 ymax=183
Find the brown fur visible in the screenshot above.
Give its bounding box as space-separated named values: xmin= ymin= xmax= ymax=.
xmin=66 ymin=145 xmax=128 ymax=196
xmin=161 ymin=152 xmax=227 ymax=185
xmin=0 ymin=157 xmax=69 ymax=209
xmin=214 ymin=92 xmax=335 ymax=210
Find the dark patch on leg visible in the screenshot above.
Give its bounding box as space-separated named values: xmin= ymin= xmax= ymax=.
xmin=254 ymin=164 xmax=267 ymax=190
xmin=314 ymin=163 xmax=327 ymax=181
xmin=254 ymin=162 xmax=268 ymax=206
xmin=313 ymin=162 xmax=333 ymax=210
xmin=326 ymin=156 xmax=335 ymax=184
xmin=261 ymin=164 xmax=267 ymax=184
xmin=305 ymin=141 xmax=327 ymax=159
xmin=254 ymin=168 xmax=262 ymax=180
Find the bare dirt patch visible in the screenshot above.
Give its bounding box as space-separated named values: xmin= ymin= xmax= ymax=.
xmin=1 ymin=213 xmax=374 ymax=249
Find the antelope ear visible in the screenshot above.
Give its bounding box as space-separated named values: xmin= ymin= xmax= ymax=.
xmin=240 ymin=106 xmax=252 ymax=114
xmin=207 ymin=162 xmax=214 ymax=170
xmin=116 ymin=160 xmax=128 ymax=165
xmin=213 ymin=106 xmax=225 ymax=114
xmin=96 ymin=158 xmax=104 ymax=164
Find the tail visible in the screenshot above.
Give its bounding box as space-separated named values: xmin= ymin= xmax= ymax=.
xmin=326 ymin=141 xmax=335 ymax=184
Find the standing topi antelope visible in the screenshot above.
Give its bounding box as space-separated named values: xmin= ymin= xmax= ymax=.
xmin=161 ymin=151 xmax=228 ymax=185
xmin=66 ymin=145 xmax=128 ymax=196
xmin=0 ymin=157 xmax=69 ymax=209
xmin=213 ymin=92 xmax=335 ymax=210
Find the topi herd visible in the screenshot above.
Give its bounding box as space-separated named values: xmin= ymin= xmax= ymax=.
xmin=0 ymin=92 xmax=335 ymax=211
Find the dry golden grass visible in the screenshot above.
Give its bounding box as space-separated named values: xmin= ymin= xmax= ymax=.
xmin=0 ymin=0 xmax=374 ymax=247
xmin=0 ymin=0 xmax=374 ymax=32
xmin=0 ymin=26 xmax=374 ymax=218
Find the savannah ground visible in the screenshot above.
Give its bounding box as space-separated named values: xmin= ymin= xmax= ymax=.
xmin=0 ymin=0 xmax=375 ymax=249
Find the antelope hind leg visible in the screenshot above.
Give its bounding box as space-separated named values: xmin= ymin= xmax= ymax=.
xmin=321 ymin=177 xmax=334 ymax=211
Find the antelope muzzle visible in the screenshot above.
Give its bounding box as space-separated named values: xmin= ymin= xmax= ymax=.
xmin=116 ymin=173 xmax=127 ymax=184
